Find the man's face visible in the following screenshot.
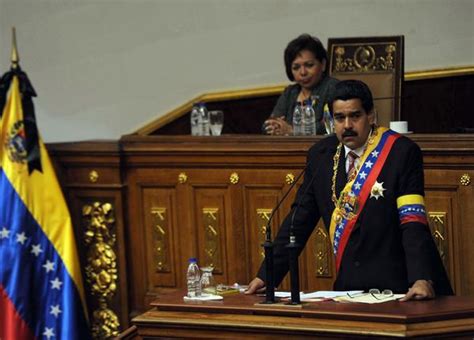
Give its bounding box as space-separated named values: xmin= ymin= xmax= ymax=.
xmin=333 ymin=98 xmax=375 ymax=150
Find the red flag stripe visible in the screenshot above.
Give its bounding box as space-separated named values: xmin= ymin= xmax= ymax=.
xmin=0 ymin=285 xmax=34 ymax=340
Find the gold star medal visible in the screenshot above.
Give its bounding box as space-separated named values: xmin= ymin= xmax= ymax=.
xmin=370 ymin=181 xmax=386 ymax=200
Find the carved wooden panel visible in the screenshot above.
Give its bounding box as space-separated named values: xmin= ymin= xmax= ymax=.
xmin=190 ymin=174 xmax=248 ymax=286
xmin=244 ymin=187 xmax=283 ymax=285
xmin=142 ymin=188 xmax=177 ymax=289
xmin=202 ymin=208 xmax=222 ymax=270
xmin=424 ymin=168 xmax=473 ymax=295
xmin=256 ymin=208 xmax=273 ymax=260
xmin=150 ymin=207 xmax=170 ymax=272
xmin=428 ymin=212 xmax=449 ymax=271
xmin=313 ymin=224 xmax=332 ymax=278
xmin=242 ymin=167 xmax=304 ymax=291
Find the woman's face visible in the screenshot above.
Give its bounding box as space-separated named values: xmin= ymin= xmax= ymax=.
xmin=291 ymin=50 xmax=326 ymax=90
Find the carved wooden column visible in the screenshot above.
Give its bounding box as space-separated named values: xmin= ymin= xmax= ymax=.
xmin=48 ymin=141 xmax=128 ymax=338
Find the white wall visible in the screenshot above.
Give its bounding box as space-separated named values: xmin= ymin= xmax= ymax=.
xmin=0 ymin=0 xmax=473 ymax=142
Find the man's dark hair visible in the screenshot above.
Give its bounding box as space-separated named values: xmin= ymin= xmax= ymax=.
xmin=328 ymin=80 xmax=374 ymax=114
xmin=284 ymin=34 xmax=328 ymax=81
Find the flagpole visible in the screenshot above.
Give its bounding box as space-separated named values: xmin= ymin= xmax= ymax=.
xmin=11 ymin=27 xmax=19 ymax=69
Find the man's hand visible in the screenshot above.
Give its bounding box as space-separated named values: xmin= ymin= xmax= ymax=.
xmin=399 ymin=279 xmax=435 ymax=302
xmin=244 ymin=277 xmax=265 ymax=295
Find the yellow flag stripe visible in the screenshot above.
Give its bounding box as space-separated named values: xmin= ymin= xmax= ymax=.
xmin=0 ymin=76 xmax=87 ymax=316
xmin=397 ymin=194 xmax=425 ymax=208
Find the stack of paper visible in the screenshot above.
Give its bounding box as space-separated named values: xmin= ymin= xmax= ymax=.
xmin=183 ymin=293 xmax=224 ymax=301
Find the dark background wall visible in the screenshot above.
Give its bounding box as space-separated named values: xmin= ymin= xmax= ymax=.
xmin=153 ymin=74 xmax=474 ymax=135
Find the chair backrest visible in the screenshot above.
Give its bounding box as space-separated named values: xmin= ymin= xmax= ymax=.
xmin=327 ymin=36 xmax=404 ymax=128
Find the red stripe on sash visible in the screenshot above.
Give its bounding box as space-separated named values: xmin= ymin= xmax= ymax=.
xmin=336 ymin=133 xmax=400 ymax=271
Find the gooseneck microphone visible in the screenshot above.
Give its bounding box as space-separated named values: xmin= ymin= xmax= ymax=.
xmin=287 ymin=148 xmax=324 ymax=305
xmin=261 ymin=163 xmax=308 ymax=304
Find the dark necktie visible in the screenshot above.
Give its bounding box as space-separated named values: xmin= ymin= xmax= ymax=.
xmin=347 ymin=151 xmax=359 ymax=180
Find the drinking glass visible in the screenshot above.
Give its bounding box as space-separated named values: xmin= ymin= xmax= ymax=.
xmin=200 ymin=266 xmax=217 ymax=295
xmin=209 ymin=110 xmax=224 ymax=136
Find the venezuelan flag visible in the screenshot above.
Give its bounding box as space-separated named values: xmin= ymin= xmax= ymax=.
xmin=0 ymin=73 xmax=90 ymax=339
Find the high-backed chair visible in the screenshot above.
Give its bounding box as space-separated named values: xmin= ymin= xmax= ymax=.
xmin=327 ymin=36 xmax=404 ymax=128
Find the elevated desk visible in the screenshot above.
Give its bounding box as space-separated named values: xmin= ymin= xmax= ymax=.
xmin=132 ymin=290 xmax=474 ymax=338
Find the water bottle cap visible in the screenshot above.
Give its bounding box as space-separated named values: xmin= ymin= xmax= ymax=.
xmin=189 ymin=257 xmax=197 ymax=263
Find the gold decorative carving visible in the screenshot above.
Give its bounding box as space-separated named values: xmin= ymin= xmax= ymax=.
xmin=89 ymin=170 xmax=99 ymax=183
xmin=314 ymin=226 xmax=331 ymax=277
xmin=460 ymin=173 xmax=471 ymax=186
xmin=257 ymin=209 xmax=272 ymax=259
xmin=285 ymin=173 xmax=295 ymax=185
xmin=151 ymin=208 xmax=169 ymax=272
xmin=82 ymin=202 xmax=120 ymax=338
xmin=229 ymin=172 xmax=239 ymax=184
xmin=353 ymin=45 xmax=376 ymax=70
xmin=203 ymin=208 xmax=222 ymax=271
xmin=178 ymin=172 xmax=188 ymax=184
xmin=334 ymin=42 xmax=396 ymax=73
xmin=428 ymin=212 xmax=448 ymax=271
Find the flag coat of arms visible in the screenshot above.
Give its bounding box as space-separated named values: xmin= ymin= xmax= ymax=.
xmin=0 ymin=70 xmax=90 ymax=339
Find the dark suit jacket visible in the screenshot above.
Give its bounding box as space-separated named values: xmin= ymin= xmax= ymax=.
xmin=258 ymin=133 xmax=453 ymax=295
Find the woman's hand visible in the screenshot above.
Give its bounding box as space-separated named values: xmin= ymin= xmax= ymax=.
xmin=264 ymin=117 xmax=293 ymax=136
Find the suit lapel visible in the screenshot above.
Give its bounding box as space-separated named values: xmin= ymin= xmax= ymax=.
xmin=336 ymin=148 xmax=347 ymax=200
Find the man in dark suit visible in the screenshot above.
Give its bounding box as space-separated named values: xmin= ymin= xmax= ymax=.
xmin=246 ymin=80 xmax=453 ymax=300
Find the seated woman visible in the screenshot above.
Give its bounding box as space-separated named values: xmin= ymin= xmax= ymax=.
xmin=264 ymin=34 xmax=338 ymax=136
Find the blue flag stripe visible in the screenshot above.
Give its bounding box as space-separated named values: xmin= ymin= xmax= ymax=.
xmin=0 ymin=170 xmax=89 ymax=339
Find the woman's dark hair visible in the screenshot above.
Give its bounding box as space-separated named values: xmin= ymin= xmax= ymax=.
xmin=328 ymin=80 xmax=374 ymax=114
xmin=284 ymin=34 xmax=328 ymax=81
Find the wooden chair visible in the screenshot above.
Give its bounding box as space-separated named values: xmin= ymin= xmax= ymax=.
xmin=327 ymin=36 xmax=404 ymax=128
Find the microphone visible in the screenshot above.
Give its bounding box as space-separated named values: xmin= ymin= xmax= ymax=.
xmin=286 ymin=148 xmax=324 ymax=305
xmin=261 ymin=162 xmax=308 ymax=304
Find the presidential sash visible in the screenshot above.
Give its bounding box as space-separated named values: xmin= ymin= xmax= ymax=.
xmin=330 ymin=127 xmax=400 ymax=272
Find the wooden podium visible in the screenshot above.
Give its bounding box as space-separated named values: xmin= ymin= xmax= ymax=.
xmin=49 ymin=134 xmax=474 ymax=332
xmin=130 ymin=290 xmax=474 ymax=338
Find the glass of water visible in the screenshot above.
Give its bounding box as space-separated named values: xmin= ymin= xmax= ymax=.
xmin=200 ymin=266 xmax=217 ymax=295
xmin=209 ymin=110 xmax=224 ymax=136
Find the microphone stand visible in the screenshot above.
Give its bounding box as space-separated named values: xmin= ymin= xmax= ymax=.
xmin=287 ymin=212 xmax=302 ymax=304
xmin=286 ymin=170 xmax=318 ymax=305
xmin=261 ymin=165 xmax=307 ymax=304
xmin=262 ymin=223 xmax=275 ymax=304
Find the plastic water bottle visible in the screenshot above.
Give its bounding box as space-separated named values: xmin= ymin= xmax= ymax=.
xmin=186 ymin=258 xmax=202 ymax=297
xmin=190 ymin=104 xmax=200 ymax=136
xmin=292 ymin=101 xmax=303 ymax=136
xmin=303 ymin=99 xmax=316 ymax=135
xmin=198 ymin=103 xmax=210 ymax=136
